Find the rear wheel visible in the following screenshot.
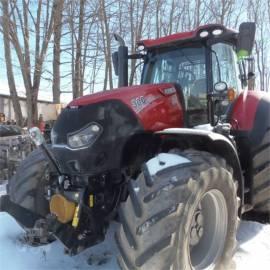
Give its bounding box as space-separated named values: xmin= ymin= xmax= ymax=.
xmin=252 ymin=128 xmax=270 ymax=215
xmin=116 ymin=150 xmax=239 ymax=270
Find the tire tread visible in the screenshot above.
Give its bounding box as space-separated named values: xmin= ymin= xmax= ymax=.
xmin=252 ymin=128 xmax=270 ymax=213
xmin=116 ymin=150 xmax=238 ymax=270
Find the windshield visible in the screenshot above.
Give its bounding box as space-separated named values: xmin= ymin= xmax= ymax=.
xmin=142 ymin=46 xmax=208 ymax=126
xmin=142 ymin=46 xmax=206 ymax=101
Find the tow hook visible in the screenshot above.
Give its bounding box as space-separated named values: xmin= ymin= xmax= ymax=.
xmin=24 ymin=219 xmax=54 ymax=246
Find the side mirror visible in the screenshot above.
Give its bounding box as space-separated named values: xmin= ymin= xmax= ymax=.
xmin=236 ymin=22 xmax=256 ymax=59
xmin=214 ymin=81 xmax=228 ymax=92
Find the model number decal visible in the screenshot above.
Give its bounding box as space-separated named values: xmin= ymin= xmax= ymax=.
xmin=131 ymin=94 xmax=162 ymax=112
xmin=131 ymin=96 xmax=147 ymax=112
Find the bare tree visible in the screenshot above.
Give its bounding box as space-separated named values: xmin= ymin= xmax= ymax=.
xmin=7 ymin=0 xmax=56 ymax=126
xmin=1 ymin=0 xmax=23 ymax=126
xmin=248 ymin=0 xmax=270 ymax=91
xmin=99 ymin=0 xmax=113 ymax=90
xmin=72 ymin=0 xmax=85 ymax=98
xmin=53 ymin=0 xmax=64 ymax=103
xmin=129 ymin=0 xmax=150 ymax=85
xmin=1 ymin=0 xmax=269 ymax=116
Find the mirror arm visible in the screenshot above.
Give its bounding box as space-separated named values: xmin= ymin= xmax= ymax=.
xmin=128 ymin=53 xmax=145 ymax=60
xmin=238 ymin=60 xmax=248 ymax=87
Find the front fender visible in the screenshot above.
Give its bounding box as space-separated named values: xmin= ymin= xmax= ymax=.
xmin=156 ymin=128 xmax=244 ymax=212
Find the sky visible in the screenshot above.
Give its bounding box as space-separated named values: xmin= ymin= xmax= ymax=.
xmin=0 ymin=1 xmax=268 ymax=105
xmin=0 ymin=34 xmax=59 ymax=102
xmin=0 ymin=38 xmax=121 ymax=104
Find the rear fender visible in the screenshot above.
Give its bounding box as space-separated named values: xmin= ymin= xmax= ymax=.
xmin=229 ymin=90 xmax=270 ymax=146
xmin=156 ymin=128 xmax=244 ymax=211
xmin=228 ymin=91 xmax=270 ymax=207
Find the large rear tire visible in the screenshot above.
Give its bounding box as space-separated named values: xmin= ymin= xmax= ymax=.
xmin=252 ymin=128 xmax=270 ymax=214
xmin=116 ymin=150 xmax=239 ymax=270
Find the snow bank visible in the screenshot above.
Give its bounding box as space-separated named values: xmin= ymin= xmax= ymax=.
xmin=0 ymin=213 xmax=119 ymax=270
xmin=234 ymin=221 xmax=270 ymax=269
xmin=0 ymin=182 xmax=269 ymax=270
xmin=0 ymin=212 xmax=270 ymax=270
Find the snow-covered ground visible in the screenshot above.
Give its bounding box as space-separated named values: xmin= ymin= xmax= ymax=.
xmin=0 ymin=184 xmax=270 ymax=270
xmin=0 ymin=212 xmax=119 ymax=270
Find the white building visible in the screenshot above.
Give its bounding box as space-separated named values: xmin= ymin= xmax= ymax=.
xmin=0 ymin=94 xmax=63 ymax=123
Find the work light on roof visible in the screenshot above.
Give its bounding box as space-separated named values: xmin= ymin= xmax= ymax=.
xmin=137 ymin=45 xmax=145 ymax=51
xmin=212 ymin=29 xmax=223 ymax=36
xmin=199 ymin=31 xmax=209 ymax=38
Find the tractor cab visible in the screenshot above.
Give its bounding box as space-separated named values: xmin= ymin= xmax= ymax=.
xmin=113 ymin=23 xmax=256 ymax=126
xmin=141 ymin=39 xmax=240 ymax=126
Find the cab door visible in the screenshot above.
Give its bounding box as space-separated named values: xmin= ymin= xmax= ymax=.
xmin=211 ymin=43 xmax=241 ymax=121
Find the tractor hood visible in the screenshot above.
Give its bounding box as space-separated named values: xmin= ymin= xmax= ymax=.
xmin=68 ymin=83 xmax=184 ymax=131
xmin=69 ymin=83 xmax=175 ymax=109
xmin=51 ymin=83 xmax=184 ymax=175
xmin=69 ymin=84 xmax=157 ymax=107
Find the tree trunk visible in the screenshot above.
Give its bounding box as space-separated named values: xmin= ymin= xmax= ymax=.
xmin=1 ymin=0 xmax=23 ymax=126
xmin=100 ymin=0 xmax=113 ymax=90
xmin=73 ymin=0 xmax=85 ymax=98
xmin=53 ymin=0 xmax=64 ymax=103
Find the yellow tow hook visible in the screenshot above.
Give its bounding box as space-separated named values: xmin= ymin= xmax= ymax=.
xmin=72 ymin=205 xmax=80 ymax=228
xmin=72 ymin=190 xmax=85 ymax=228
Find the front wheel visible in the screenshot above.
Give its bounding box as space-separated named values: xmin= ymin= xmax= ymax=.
xmin=116 ymin=150 xmax=239 ymax=270
xmin=8 ymin=148 xmax=54 ymax=245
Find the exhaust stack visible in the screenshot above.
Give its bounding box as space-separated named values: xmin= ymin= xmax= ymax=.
xmin=113 ymin=34 xmax=128 ymax=87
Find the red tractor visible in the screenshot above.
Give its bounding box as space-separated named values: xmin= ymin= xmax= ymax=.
xmin=1 ymin=22 xmax=269 ymax=269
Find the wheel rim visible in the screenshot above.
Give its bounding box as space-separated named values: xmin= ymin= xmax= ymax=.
xmin=188 ymin=189 xmax=228 ymax=270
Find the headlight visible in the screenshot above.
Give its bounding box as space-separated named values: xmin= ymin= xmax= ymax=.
xmin=67 ymin=123 xmax=102 ymax=149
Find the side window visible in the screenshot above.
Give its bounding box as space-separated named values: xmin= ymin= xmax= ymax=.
xmin=212 ymin=43 xmax=240 ymax=92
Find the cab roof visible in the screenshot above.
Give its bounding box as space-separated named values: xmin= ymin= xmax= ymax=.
xmin=137 ymin=24 xmax=237 ymax=49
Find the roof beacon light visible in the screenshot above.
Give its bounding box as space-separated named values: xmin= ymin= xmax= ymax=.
xmin=137 ymin=45 xmax=145 ymax=51
xmin=212 ymin=29 xmax=223 ymax=36
xmin=200 ymin=31 xmax=209 ymax=38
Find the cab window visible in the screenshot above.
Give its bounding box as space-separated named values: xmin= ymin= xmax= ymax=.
xmin=142 ymin=46 xmax=208 ymax=126
xmin=212 ymin=43 xmax=240 ymax=92
xmin=211 ymin=43 xmax=241 ymax=120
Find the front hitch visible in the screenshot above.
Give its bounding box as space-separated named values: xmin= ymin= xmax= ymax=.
xmin=0 ymin=195 xmax=105 ymax=254
xmin=0 ymin=128 xmax=106 ymax=254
